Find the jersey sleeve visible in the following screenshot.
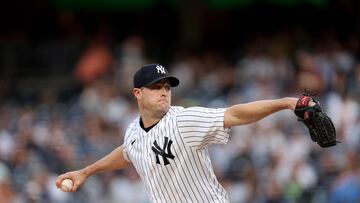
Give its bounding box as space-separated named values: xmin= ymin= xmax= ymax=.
xmin=122 ymin=133 xmax=131 ymax=162
xmin=122 ymin=120 xmax=138 ymax=162
xmin=176 ymin=107 xmax=230 ymax=149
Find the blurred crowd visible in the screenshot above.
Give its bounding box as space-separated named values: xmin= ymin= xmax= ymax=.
xmin=0 ymin=32 xmax=360 ymax=203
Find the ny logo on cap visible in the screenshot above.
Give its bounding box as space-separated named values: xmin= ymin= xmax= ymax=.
xmin=156 ymin=65 xmax=166 ymax=74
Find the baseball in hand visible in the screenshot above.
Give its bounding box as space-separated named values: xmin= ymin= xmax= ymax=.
xmin=60 ymin=179 xmax=73 ymax=192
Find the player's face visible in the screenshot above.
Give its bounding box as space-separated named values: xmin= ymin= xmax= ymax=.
xmin=134 ymin=80 xmax=172 ymax=116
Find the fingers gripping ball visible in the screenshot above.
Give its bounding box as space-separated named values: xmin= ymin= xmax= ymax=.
xmin=294 ymin=93 xmax=339 ymax=148
xmin=60 ymin=179 xmax=74 ymax=192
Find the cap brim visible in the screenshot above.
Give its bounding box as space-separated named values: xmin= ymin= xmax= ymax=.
xmin=144 ymin=76 xmax=180 ymax=87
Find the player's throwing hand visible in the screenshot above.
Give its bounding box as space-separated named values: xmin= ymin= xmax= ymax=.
xmin=55 ymin=169 xmax=88 ymax=192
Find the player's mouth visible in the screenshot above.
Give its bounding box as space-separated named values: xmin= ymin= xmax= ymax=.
xmin=158 ymin=99 xmax=168 ymax=103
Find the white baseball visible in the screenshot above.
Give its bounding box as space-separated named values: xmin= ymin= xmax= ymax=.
xmin=60 ymin=179 xmax=73 ymax=192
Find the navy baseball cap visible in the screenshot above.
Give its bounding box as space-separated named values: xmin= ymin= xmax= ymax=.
xmin=133 ymin=64 xmax=179 ymax=88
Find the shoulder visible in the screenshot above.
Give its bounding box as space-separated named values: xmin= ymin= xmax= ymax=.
xmin=128 ymin=117 xmax=140 ymax=128
xmin=168 ymin=106 xmax=184 ymax=114
xmin=176 ymin=106 xmax=221 ymax=116
xmin=168 ymin=106 xmax=213 ymax=116
xmin=125 ymin=118 xmax=140 ymax=137
xmin=175 ymin=106 xmax=228 ymax=122
xmin=166 ymin=106 xmax=221 ymax=116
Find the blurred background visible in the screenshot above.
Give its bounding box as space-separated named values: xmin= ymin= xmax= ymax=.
xmin=0 ymin=0 xmax=359 ymax=202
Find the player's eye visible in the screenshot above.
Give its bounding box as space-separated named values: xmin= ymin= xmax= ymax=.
xmin=163 ymin=84 xmax=170 ymax=91
xmin=150 ymin=85 xmax=162 ymax=90
xmin=149 ymin=83 xmax=170 ymax=91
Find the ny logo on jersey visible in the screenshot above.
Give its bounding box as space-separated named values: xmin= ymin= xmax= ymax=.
xmin=156 ymin=65 xmax=166 ymax=74
xmin=151 ymin=137 xmax=175 ymax=165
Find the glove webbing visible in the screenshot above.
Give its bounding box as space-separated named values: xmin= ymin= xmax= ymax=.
xmin=311 ymin=112 xmax=337 ymax=147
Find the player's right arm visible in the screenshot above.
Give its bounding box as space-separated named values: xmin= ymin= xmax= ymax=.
xmin=55 ymin=144 xmax=131 ymax=192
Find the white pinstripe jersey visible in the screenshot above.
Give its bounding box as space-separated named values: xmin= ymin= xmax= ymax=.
xmin=123 ymin=106 xmax=231 ymax=203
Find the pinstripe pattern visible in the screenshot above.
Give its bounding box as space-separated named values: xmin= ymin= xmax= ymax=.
xmin=123 ymin=106 xmax=231 ymax=203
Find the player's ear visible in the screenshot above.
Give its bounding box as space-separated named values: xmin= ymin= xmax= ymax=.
xmin=133 ymin=88 xmax=141 ymax=99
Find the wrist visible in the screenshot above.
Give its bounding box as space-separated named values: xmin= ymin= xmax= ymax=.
xmin=81 ymin=166 xmax=92 ymax=178
xmin=284 ymin=97 xmax=297 ymax=111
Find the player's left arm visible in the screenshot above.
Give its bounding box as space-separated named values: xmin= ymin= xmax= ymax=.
xmin=224 ymin=97 xmax=298 ymax=128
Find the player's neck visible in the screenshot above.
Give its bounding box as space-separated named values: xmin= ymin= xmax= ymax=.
xmin=139 ymin=118 xmax=158 ymax=132
xmin=138 ymin=105 xmax=168 ymax=128
xmin=140 ymin=116 xmax=162 ymax=128
xmin=139 ymin=109 xmax=165 ymax=128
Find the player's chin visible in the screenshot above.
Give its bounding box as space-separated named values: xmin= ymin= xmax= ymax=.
xmin=157 ymin=103 xmax=170 ymax=113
